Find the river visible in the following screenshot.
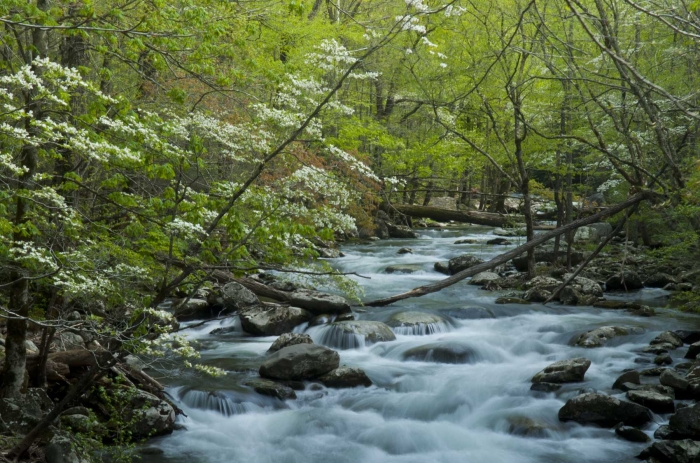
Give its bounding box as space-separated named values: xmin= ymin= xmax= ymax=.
xmin=141 ymin=225 xmax=700 ymax=463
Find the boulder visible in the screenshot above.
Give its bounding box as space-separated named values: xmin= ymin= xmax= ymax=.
xmin=685 ymin=341 xmax=700 ymax=360
xmin=513 ymin=249 xmax=584 ymax=271
xmin=641 ymin=367 xmax=667 ymax=376
xmin=387 ymin=223 xmax=419 ymax=239
xmin=397 ymin=247 xmax=413 ymax=254
xmin=639 ymin=440 xmax=700 ymax=463
xmin=558 ymin=392 xmax=653 ymax=427
xmin=216 ymin=282 xmax=259 ymax=311
xmin=330 ymin=321 xmax=397 ymax=345
xmin=317 ymin=367 xmax=372 ymax=388
xmin=524 ymin=287 xmax=552 ymax=303
xmin=645 ymin=273 xmax=677 ymax=288
xmin=0 ymin=388 xmax=53 ymax=435
xmin=669 ymin=403 xmax=700 ymax=439
xmin=574 ymin=326 xmax=643 ymax=348
xmin=676 ymin=331 xmax=700 ymax=345
xmin=506 ymin=416 xmax=550 ymax=438
xmin=259 ymin=344 xmax=340 ymax=380
xmin=434 ymin=262 xmax=450 ymax=275
xmin=45 ymin=431 xmax=84 ymax=463
xmin=448 ymin=255 xmax=485 ymax=274
xmin=605 ymin=270 xmax=643 ymax=291
xmin=95 ymin=389 xmax=175 ymax=440
xmin=454 ymin=239 xmax=477 ymax=244
xmin=531 ymin=358 xmax=591 ymax=384
xmin=655 ymin=353 xmax=674 ymax=365
xmin=288 ymin=289 xmax=351 ymax=315
xmin=386 ymin=312 xmax=448 ymax=334
xmin=615 ymin=425 xmax=650 ymax=443
xmin=268 ymin=333 xmax=313 ymax=353
xmin=530 ymin=382 xmax=562 ymax=392
xmin=626 ymin=389 xmax=675 ymax=414
xmin=613 ymin=370 xmax=640 ymax=390
xmin=172 ymin=298 xmax=212 ymax=321
xmin=660 ymin=369 xmax=690 ymax=393
xmin=494 ymin=297 xmax=530 ymax=305
xmin=523 ymin=276 xmax=562 ymax=291
xmin=384 ymin=264 xmax=424 ymax=274
xmin=239 ymin=305 xmax=312 ymax=336
xmin=469 ymin=272 xmax=500 ymax=285
xmin=559 ymin=287 xmax=599 ymax=306
xmin=563 ymin=274 xmax=604 ymax=297
xmin=244 ymin=378 xmax=297 ymax=400
xmin=487 ymin=238 xmax=512 ymax=245
xmin=652 ymin=331 xmax=684 ymax=348
xmin=403 ymin=342 xmax=474 ymax=364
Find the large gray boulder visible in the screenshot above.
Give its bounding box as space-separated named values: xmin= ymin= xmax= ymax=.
xmin=259 ymin=344 xmax=339 ymax=380
xmin=626 ymin=389 xmax=675 ymax=414
xmin=172 ymin=298 xmax=212 ymax=321
xmin=387 ymin=223 xmax=419 ymax=239
xmin=563 ymin=274 xmax=604 ymax=297
xmin=0 ymin=388 xmax=53 ymax=435
xmin=669 ymin=403 xmax=700 ymax=439
xmin=652 ymin=331 xmax=684 ymax=348
xmin=218 ymin=282 xmax=260 ymax=310
xmin=384 ymin=264 xmax=424 ymax=274
xmin=288 ymin=289 xmax=351 ymax=315
xmin=605 ymin=270 xmax=643 ymax=291
xmin=318 ymin=367 xmax=372 ymax=388
xmin=239 ymin=305 xmax=312 ymax=336
xmin=403 ymin=342 xmax=474 ymax=364
xmin=244 ymin=378 xmax=296 ymax=400
xmin=469 ymin=272 xmax=500 ymax=285
xmin=574 ymin=326 xmax=644 ymax=348
xmin=448 ymin=255 xmax=485 ymax=274
xmin=638 ymin=440 xmax=700 ymax=463
xmin=523 ymin=276 xmax=562 ymax=291
xmin=558 ymin=392 xmax=653 ymax=427
xmin=531 ymin=358 xmax=591 ymax=384
xmin=268 ymin=333 xmax=313 ymax=353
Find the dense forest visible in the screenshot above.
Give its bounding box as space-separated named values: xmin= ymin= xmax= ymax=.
xmin=1 ymin=0 xmax=700 ymax=462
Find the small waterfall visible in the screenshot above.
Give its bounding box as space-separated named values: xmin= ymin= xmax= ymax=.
xmin=306 ymin=324 xmax=368 ymax=349
xmin=390 ymin=320 xmax=452 ymax=336
xmin=176 ymin=387 xmax=277 ymax=416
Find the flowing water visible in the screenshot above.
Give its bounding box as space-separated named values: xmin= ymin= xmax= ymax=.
xmin=142 ymin=226 xmax=700 ymax=463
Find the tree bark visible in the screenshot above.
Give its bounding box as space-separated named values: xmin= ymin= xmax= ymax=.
xmin=391 ymin=204 xmax=522 ymax=226
xmin=365 ymin=192 xmax=654 ymax=307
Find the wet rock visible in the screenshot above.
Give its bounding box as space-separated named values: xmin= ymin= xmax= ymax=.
xmin=397 ymin=247 xmax=413 ymax=254
xmin=384 ymin=264 xmax=424 ymax=274
xmin=654 ymin=425 xmax=680 ymax=440
xmin=244 ymin=378 xmax=297 ymax=400
xmin=524 ymin=287 xmax=552 ymax=303
xmin=318 ymin=367 xmax=372 ymax=388
xmin=661 ymin=369 xmax=690 ymax=393
xmin=506 ymin=416 xmax=549 ymax=438
xmin=563 ymin=274 xmax=604 ymax=297
xmin=214 ymin=282 xmax=260 ymax=312
xmin=239 ymin=305 xmax=312 ymax=336
xmin=454 ymin=239 xmax=477 ymax=244
xmin=387 ymin=223 xmax=419 ymax=239
xmin=605 ymin=270 xmax=643 ymax=291
xmin=655 ymin=354 xmax=674 ymax=366
xmin=317 ymin=247 xmax=340 ymax=258
xmin=643 ymin=345 xmax=671 ymax=355
xmin=259 ymin=344 xmax=340 ymax=380
xmin=641 ymin=367 xmax=667 ymax=376
xmin=487 ymin=238 xmax=512 ymax=245
xmin=593 ymin=300 xmax=635 ymax=309
xmin=530 ymin=382 xmax=562 ymax=392
xmin=288 ymin=289 xmax=351 ymax=315
xmin=613 ymin=370 xmax=640 ymax=390
xmin=45 ymin=431 xmax=83 ymax=463
xmin=448 ymin=254 xmax=485 ymax=274
xmin=559 ymin=287 xmax=599 ymax=306
xmin=626 ymin=390 xmax=675 ymax=413
xmin=639 ymin=440 xmax=700 ymax=463
xmin=403 ymin=342 xmax=474 ymax=364
xmin=173 ymin=298 xmax=212 ymax=321
xmin=684 ymin=341 xmax=700 ymax=360
xmin=336 ymin=313 xmax=354 ymax=322
xmin=615 ymin=424 xmax=650 ymax=443
xmin=469 ymin=272 xmax=500 ymax=285
xmin=434 ymin=262 xmax=450 ymax=275
xmin=331 ymin=321 xmax=396 ymax=344
xmin=629 ymin=306 xmax=656 ymax=317
xmin=558 ymin=392 xmax=652 ymax=427
xmin=676 ymin=331 xmax=700 ymax=345
xmin=309 ymin=314 xmax=333 ymax=327
xmin=268 ymin=333 xmax=313 ymax=353
xmin=652 ymin=331 xmax=684 ymax=348
xmin=386 ymin=312 xmax=448 ymax=334
xmin=494 ymin=297 xmax=530 ymax=305
xmin=523 ymin=276 xmax=562 ymax=291
xmin=574 ymin=326 xmax=643 ymax=348
xmin=531 ymin=358 xmax=591 ymax=384
xmin=619 ymin=383 xmax=674 ymax=397
xmin=669 ymin=403 xmax=700 ymax=439
xmin=645 ymin=273 xmax=677 ymax=288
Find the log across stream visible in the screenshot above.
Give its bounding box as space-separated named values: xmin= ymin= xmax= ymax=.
xmin=141 ymin=225 xmax=700 ymax=463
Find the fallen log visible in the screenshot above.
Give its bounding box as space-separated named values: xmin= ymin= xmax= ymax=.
xmin=365 ymin=192 xmax=656 ymax=307
xmin=390 ymin=204 xmax=522 ymax=227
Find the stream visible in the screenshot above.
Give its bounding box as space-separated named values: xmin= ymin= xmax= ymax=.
xmin=141 ymin=226 xmax=700 ymax=463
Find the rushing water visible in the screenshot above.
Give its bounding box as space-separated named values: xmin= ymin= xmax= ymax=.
xmin=142 ymin=226 xmax=700 ymax=463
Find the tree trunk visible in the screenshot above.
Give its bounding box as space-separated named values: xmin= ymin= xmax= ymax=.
xmin=391 ymin=204 xmax=521 ymax=226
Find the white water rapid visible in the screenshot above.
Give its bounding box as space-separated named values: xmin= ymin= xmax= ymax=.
xmin=141 ymin=226 xmax=700 ymax=463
